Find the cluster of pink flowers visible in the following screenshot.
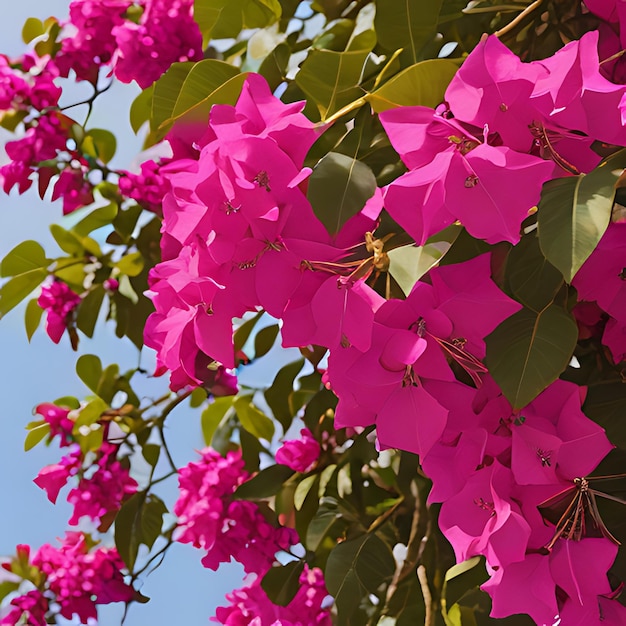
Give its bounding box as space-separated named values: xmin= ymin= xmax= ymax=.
xmin=144 ymin=30 xmax=626 ymax=620
xmin=382 ymin=32 xmax=626 ymax=246
xmin=213 ymin=564 xmax=332 ymax=625
xmin=174 ymin=448 xmax=298 ymax=575
xmin=32 ymin=402 xmax=137 ymax=527
xmin=275 ymin=428 xmax=321 ymax=473
xmin=55 ymin=0 xmax=202 ymax=87
xmin=36 ymin=280 xmax=82 ymax=344
xmin=1 ymin=535 xmax=133 ymax=625
xmin=118 ymin=158 xmax=169 ymax=214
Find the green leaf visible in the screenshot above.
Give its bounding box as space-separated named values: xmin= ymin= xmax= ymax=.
xmin=0 ymin=581 xmax=20 ymax=604
xmin=141 ymin=495 xmax=168 ymax=550
xmin=0 ymin=269 xmax=48 ymax=317
xmin=258 ymin=42 xmax=290 ymax=91
xmin=76 ymin=354 xmax=103 ymax=394
xmin=308 ymin=152 xmax=376 ymax=236
xmin=1 ymin=241 xmax=48 ymax=277
xmin=22 ymin=17 xmax=45 ymax=43
xmin=325 ymin=533 xmax=395 ymax=619
xmin=50 ymin=224 xmax=101 ymax=256
xmin=295 ymin=48 xmax=370 ymax=120
xmin=374 ymin=0 xmax=444 ymax=63
xmin=234 ymin=464 xmax=294 ymax=499
xmin=115 ymin=493 xmax=144 ymax=570
xmin=201 ymin=396 xmax=235 ymax=445
xmin=306 ymin=500 xmax=343 ymax=551
xmin=254 ymin=324 xmax=279 ymax=358
xmin=76 ymin=286 xmax=105 ymax=338
xmin=537 ymin=150 xmax=626 ymax=282
xmin=261 ymin=561 xmax=305 ymax=607
xmin=583 ymin=382 xmax=626 ymax=449
xmin=73 ymin=202 xmax=118 ymax=237
xmin=234 ymin=311 xmax=264 ymax=352
xmin=294 ymin=474 xmax=318 ymax=510
xmin=114 ymin=204 xmax=143 ymax=242
xmin=506 ymin=234 xmax=563 ymax=311
xmin=264 ymin=359 xmax=304 ymax=431
xmin=142 ymin=443 xmax=161 ymax=468
xmin=151 ymin=60 xmax=244 ymax=138
xmin=388 ymin=240 xmax=453 ymax=296
xmin=486 ymin=305 xmax=578 ymax=408
xmin=82 ymin=129 xmax=117 ymax=164
xmin=24 ymin=297 xmax=44 ymax=341
xmin=366 ymin=59 xmax=459 ymax=113
xmin=24 ymin=422 xmax=50 ymax=451
xmin=115 ymin=251 xmax=144 ymax=277
xmin=130 ymin=86 xmax=154 ymax=134
xmin=234 ymin=395 xmax=275 ymax=441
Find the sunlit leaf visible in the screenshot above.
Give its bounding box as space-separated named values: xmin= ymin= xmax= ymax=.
xmin=0 ymin=269 xmax=48 ymax=318
xmin=1 ymin=241 xmax=48 ymax=277
xmin=234 ymin=395 xmax=275 ymax=441
xmin=201 ymin=396 xmax=235 ymax=445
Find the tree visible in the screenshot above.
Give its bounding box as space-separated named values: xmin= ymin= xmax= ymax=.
xmin=1 ymin=1 xmax=626 ymax=624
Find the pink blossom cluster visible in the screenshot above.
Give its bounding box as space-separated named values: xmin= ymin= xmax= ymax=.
xmin=586 ymin=0 xmax=626 ymax=83
xmin=36 ymin=279 xmax=82 ymax=343
xmin=55 ymin=0 xmax=202 ymax=87
xmin=212 ymin=564 xmax=332 ymax=625
xmin=32 ymin=403 xmax=137 ymax=527
xmin=1 ymin=535 xmax=133 ymax=625
xmin=118 ymin=158 xmax=169 ymax=214
xmin=275 ymin=428 xmax=321 ymax=473
xmin=382 ymin=31 xmax=626 ymax=246
xmin=174 ymin=448 xmax=298 ymax=575
xmin=0 ymin=54 xmax=61 ymax=113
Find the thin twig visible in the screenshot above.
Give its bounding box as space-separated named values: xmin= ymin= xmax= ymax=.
xmin=494 ymin=0 xmax=543 ymax=38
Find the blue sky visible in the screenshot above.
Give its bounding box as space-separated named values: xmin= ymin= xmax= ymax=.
xmin=0 ymin=3 xmax=245 ymax=623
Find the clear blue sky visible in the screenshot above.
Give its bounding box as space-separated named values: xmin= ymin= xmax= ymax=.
xmin=0 ymin=3 xmax=245 ymax=624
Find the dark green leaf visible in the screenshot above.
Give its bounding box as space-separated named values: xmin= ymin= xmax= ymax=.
xmin=254 ymin=324 xmax=279 ymax=358
xmin=142 ymin=443 xmax=161 ymax=468
xmin=306 ymin=500 xmax=343 ymax=551
xmin=261 ymin=561 xmax=305 ymax=606
xmin=24 ymin=297 xmax=43 ymax=341
xmin=507 ymin=233 xmax=563 ymax=311
xmin=537 ymin=149 xmax=626 ymax=282
xmin=258 ymin=42 xmax=290 ymax=91
xmin=486 ymin=305 xmax=578 ymax=408
xmin=234 ymin=463 xmax=295 ymax=499
xmin=76 ymin=354 xmax=103 ymax=395
xmin=325 ymin=533 xmax=395 ymax=619
xmin=201 ymin=396 xmax=234 ymax=445
xmin=583 ymin=382 xmax=626 ymax=449
xmin=141 ymin=495 xmax=167 ymax=551
xmin=115 ymin=493 xmax=144 ymax=570
xmin=76 ymin=286 xmax=105 ymax=338
xmin=374 ymin=0 xmax=444 ymax=63
xmin=234 ymin=395 xmax=275 ymax=441
xmin=308 ymin=152 xmax=376 ymax=236
xmin=264 ymin=359 xmax=304 ymax=431
xmin=367 ymin=59 xmax=458 ymax=112
xmin=1 ymin=240 xmax=48 ymax=277
xmin=0 ymin=269 xmax=48 ymax=317
xmin=234 ymin=311 xmax=263 ymax=352
xmin=295 ymin=48 xmax=370 ymax=120
xmin=114 ymin=204 xmax=143 ymax=242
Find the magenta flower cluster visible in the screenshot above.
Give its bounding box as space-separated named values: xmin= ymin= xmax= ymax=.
xmin=174 ymin=448 xmax=298 ymax=575
xmin=212 ymin=564 xmax=332 ymax=626
xmin=56 ymin=0 xmax=202 ymax=87
xmin=1 ymin=535 xmax=133 ymax=625
xmin=36 ymin=280 xmax=82 ymax=344
xmin=275 ymin=428 xmax=321 ymax=473
xmin=32 ymin=402 xmax=138 ymax=528
xmin=143 ymin=30 xmax=626 ymax=620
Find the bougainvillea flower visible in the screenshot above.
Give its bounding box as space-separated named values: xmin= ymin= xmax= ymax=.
xmin=439 ymin=460 xmax=532 ymax=568
xmin=0 ymin=589 xmax=49 ymax=626
xmin=275 ymin=428 xmax=321 ymax=472
xmin=550 ymin=538 xmax=617 ymax=607
xmin=37 ymin=280 xmax=82 ymax=344
xmin=381 ymin=108 xmax=554 ymax=244
xmin=532 ymin=31 xmax=626 ymax=148
xmin=481 ymin=554 xmax=558 ymax=625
